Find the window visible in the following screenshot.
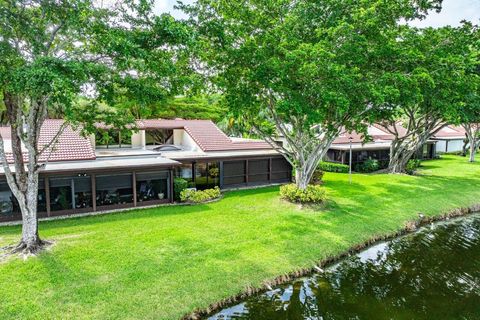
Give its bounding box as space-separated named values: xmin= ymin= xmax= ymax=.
xmin=74 ymin=176 xmax=92 ymax=209
xmin=271 ymin=158 xmax=291 ymax=182
xmin=38 ymin=179 xmax=47 ymax=213
xmin=146 ymin=129 xmax=173 ymax=145
xmin=136 ymin=171 xmax=169 ymax=202
xmin=0 ymin=179 xmax=47 ymax=219
xmin=50 ymin=176 xmax=92 ymax=212
xmin=96 ymin=174 xmax=133 ymax=207
xmin=223 ymin=160 xmax=246 ymax=187
xmin=174 ymin=163 xmax=193 ymax=182
xmin=49 ymin=177 xmax=73 ymax=211
xmin=207 ymin=162 xmax=220 ymax=188
xmin=195 ymin=162 xmax=208 ymax=189
xmin=195 ymin=162 xmax=220 ymax=190
xmin=0 ymin=181 xmax=19 ymax=218
xmin=95 ymin=129 xmax=131 ymax=148
xmin=248 ymin=159 xmax=269 ymax=184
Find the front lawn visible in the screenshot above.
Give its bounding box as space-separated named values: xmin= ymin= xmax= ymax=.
xmin=1 ymin=155 xmax=479 ymax=319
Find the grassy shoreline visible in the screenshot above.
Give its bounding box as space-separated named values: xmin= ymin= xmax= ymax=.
xmin=1 ymin=155 xmax=479 ymax=319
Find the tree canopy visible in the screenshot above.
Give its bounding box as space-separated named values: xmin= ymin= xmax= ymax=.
xmin=183 ymin=0 xmax=443 ymax=188
xmin=374 ymin=23 xmax=479 ymax=172
xmin=0 ymin=0 xmax=192 ymax=253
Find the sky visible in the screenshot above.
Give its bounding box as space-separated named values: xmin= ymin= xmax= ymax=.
xmin=153 ymin=0 xmax=480 ymax=27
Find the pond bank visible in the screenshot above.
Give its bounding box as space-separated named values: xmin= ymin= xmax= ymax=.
xmin=208 ymin=212 xmax=480 ymax=319
xmin=1 ymin=155 xmax=480 ymax=320
xmin=185 ymin=204 xmax=480 ymax=319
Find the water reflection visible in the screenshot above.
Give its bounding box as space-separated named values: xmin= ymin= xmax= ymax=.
xmin=210 ymin=215 xmax=480 ymax=320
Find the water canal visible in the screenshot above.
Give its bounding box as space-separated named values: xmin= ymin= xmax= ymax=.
xmin=209 ymin=214 xmax=480 ymax=319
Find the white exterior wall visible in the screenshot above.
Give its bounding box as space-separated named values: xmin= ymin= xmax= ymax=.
xmin=446 ymin=140 xmax=464 ymax=153
xmin=173 ymin=129 xmax=201 ymax=151
xmin=435 ymin=140 xmax=447 ymax=153
xmin=435 ymin=139 xmax=464 ymax=153
xmin=131 ymin=130 xmax=146 ymax=148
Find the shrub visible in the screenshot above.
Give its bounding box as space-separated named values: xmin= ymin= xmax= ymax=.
xmin=318 ymin=162 xmax=349 ymax=173
xmin=180 ymin=187 xmax=221 ymax=203
xmin=406 ymin=159 xmax=422 ymax=175
xmin=310 ymin=169 xmax=324 ymax=185
xmin=279 ymin=184 xmax=327 ymax=204
xmin=174 ymin=178 xmax=189 ymax=201
xmin=355 ymin=158 xmax=379 ymax=173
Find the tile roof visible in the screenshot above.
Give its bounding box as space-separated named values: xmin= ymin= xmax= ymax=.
xmin=333 ymin=125 xmax=395 ymax=144
xmin=98 ymin=119 xmax=273 ymax=152
xmin=0 ymin=119 xmax=96 ymax=163
xmin=433 ymin=125 xmax=467 ymax=139
xmin=334 ymin=123 xmax=468 ymax=145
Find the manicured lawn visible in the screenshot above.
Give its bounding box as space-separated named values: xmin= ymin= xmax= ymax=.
xmin=0 ymin=155 xmax=479 ymax=319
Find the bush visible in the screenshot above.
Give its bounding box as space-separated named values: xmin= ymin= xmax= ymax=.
xmin=174 ymin=178 xmax=189 ymax=201
xmin=355 ymin=158 xmax=379 ymax=173
xmin=310 ymin=169 xmax=324 ymax=185
xmin=180 ymin=187 xmax=221 ymax=203
xmin=406 ymin=159 xmax=422 ymax=175
xmin=279 ymin=184 xmax=327 ymax=204
xmin=318 ymin=162 xmax=349 ymax=173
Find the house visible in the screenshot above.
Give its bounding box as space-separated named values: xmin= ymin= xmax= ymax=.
xmin=0 ymin=119 xmax=292 ymax=222
xmin=325 ymin=124 xmax=437 ymax=168
xmin=431 ymin=125 xmax=467 ymax=154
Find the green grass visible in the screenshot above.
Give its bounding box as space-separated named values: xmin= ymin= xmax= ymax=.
xmin=1 ymin=155 xmax=479 ymax=320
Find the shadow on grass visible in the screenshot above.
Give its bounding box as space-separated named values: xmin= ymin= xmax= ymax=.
xmin=0 ymin=202 xmax=214 ymax=237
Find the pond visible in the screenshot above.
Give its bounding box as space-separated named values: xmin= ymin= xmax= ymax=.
xmin=209 ymin=214 xmax=480 ymax=319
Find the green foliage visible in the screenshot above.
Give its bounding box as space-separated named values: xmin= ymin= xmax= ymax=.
xmin=174 ymin=178 xmax=189 ymax=201
xmin=355 ymin=158 xmax=380 ymax=173
xmin=180 ymin=187 xmax=221 ymax=203
xmin=279 ymin=184 xmax=327 ymax=204
xmin=374 ymin=23 xmax=479 ymax=172
xmin=406 ymin=159 xmax=422 ymax=175
xmin=319 ymin=162 xmax=350 ymax=173
xmin=0 ymin=1 xmax=193 ymax=130
xmin=183 ymin=0 xmax=442 ymax=184
xmin=126 ymin=95 xmax=227 ymax=122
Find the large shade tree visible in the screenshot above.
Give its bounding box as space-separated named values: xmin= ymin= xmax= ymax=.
xmin=376 ymin=24 xmax=478 ymax=173
xmin=458 ymin=25 xmax=480 ymax=162
xmin=183 ymin=0 xmax=442 ymax=189
xmin=0 ymin=0 xmax=190 ymax=254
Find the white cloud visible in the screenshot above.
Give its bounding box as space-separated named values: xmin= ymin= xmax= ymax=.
xmin=153 ymin=0 xmax=193 ymax=19
xmin=409 ymin=0 xmax=480 ymax=28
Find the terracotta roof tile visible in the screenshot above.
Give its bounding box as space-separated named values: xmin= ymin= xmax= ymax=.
xmin=0 ymin=119 xmax=95 ymax=163
xmin=433 ymin=125 xmax=467 ymax=138
xmin=98 ymin=119 xmax=273 ymax=152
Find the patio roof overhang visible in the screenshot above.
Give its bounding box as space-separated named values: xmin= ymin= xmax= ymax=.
xmin=0 ymin=157 xmax=180 ymax=176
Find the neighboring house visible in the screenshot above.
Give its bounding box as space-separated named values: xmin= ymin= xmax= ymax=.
xmin=431 ymin=125 xmax=467 ymax=154
xmin=0 ymin=119 xmax=292 ymax=222
xmin=325 ymin=124 xmax=437 ymax=167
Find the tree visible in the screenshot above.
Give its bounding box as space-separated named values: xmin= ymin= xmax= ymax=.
xmin=0 ymin=0 xmax=189 ymax=254
xmin=376 ymin=25 xmax=477 ymax=173
xmin=183 ymin=0 xmax=442 ymax=189
xmin=458 ymin=25 xmax=480 ymax=162
xmin=125 ymin=95 xmax=227 ymax=121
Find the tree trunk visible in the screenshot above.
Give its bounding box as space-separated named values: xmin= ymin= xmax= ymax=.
xmin=0 ymin=93 xmax=50 ymax=255
xmin=295 ymin=167 xmax=310 ymax=190
xmin=388 ymin=149 xmax=416 ymax=173
xmin=467 ymin=133 xmax=478 ymax=163
xmin=463 ymin=124 xmax=479 ymax=163
xmin=388 ymin=135 xmax=428 ymax=173
xmin=11 ymin=175 xmax=45 ymax=254
xmin=293 ymin=140 xmax=334 ymax=190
